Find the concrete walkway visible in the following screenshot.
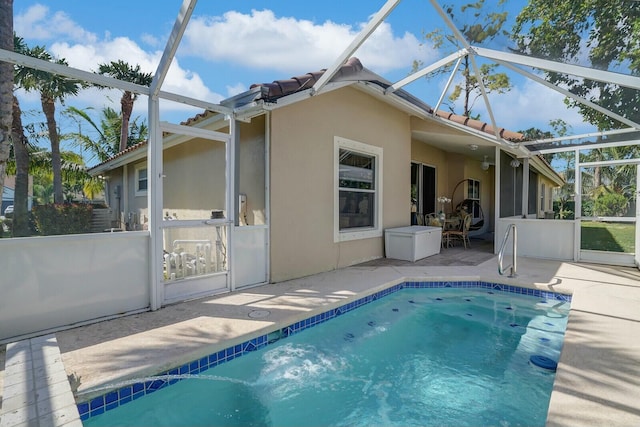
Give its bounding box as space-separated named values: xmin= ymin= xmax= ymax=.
xmin=2 ymin=254 xmax=640 ymax=426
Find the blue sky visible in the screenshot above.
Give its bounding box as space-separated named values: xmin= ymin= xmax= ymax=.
xmin=13 ymin=1 xmax=593 ymax=164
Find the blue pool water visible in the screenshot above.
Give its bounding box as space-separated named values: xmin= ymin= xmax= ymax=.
xmin=83 ymin=286 xmax=569 ymax=427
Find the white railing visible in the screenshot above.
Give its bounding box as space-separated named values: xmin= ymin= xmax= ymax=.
xmin=498 ymin=223 xmax=517 ymax=278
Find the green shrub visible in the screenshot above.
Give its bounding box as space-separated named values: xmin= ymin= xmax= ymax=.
xmin=553 ymin=200 xmax=575 ymax=219
xmin=581 ymin=199 xmax=594 ymax=217
xmin=594 ymin=193 xmax=628 ymax=217
xmin=32 ymin=203 xmax=93 ymax=236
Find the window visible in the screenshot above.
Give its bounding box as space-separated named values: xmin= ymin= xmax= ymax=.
xmin=467 ymin=178 xmax=481 ymax=219
xmin=135 ymin=163 xmax=148 ymax=196
xmin=334 ymin=137 xmax=383 ymax=242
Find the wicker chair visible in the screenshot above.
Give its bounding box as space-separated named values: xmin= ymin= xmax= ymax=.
xmin=443 ymin=214 xmax=472 ymax=248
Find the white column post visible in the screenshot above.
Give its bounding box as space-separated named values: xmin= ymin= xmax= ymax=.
xmin=522 ymin=158 xmax=529 ymax=218
xmin=494 ymin=146 xmax=501 ymax=254
xmin=147 ymin=96 xmax=163 ymax=310
xmin=227 ymin=118 xmax=237 ymax=291
xmin=574 ymin=149 xmax=581 ymax=262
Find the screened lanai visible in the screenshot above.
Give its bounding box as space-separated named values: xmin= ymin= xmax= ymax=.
xmin=0 ymin=0 xmax=639 ymax=337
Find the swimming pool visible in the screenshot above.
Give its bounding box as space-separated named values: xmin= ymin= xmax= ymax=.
xmin=79 ymin=281 xmax=570 ymax=426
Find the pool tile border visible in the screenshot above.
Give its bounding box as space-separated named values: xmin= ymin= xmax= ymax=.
xmin=78 ymin=280 xmax=571 ymax=421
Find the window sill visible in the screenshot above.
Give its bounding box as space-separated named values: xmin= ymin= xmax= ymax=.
xmin=336 ymin=228 xmax=382 ymax=242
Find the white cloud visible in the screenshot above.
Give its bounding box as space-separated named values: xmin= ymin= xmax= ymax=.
xmin=15 ymin=5 xmax=224 ymax=113
xmin=50 ymin=37 xmax=156 ymax=74
xmin=225 ymin=83 xmax=247 ymax=98
xmin=13 ymin=5 xmax=435 ymax=115
xmin=356 ymin=23 xmax=433 ymax=73
xmin=427 ymin=69 xmax=591 ymax=134
xmin=480 ymin=79 xmax=589 ymax=133
xmin=140 ymin=33 xmax=161 ymax=48
xmin=15 ymin=4 xmax=97 ymax=44
xmin=182 ymin=9 xmax=434 ymax=74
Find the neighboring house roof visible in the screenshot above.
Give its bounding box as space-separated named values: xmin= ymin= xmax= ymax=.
xmin=89 ymin=57 xmax=529 ymax=174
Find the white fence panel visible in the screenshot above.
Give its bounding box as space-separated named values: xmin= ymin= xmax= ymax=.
xmin=496 ymin=218 xmax=574 ymax=261
xmin=234 ymin=225 xmax=268 ymax=288
xmin=0 ymin=232 xmax=149 ymax=342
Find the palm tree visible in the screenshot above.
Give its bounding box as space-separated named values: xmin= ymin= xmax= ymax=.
xmin=64 ymin=105 xmax=148 ymax=164
xmin=15 ymin=44 xmax=84 ymax=204
xmin=9 ymin=35 xmax=32 ymax=237
xmin=11 ymin=94 xmax=30 ymax=236
xmin=97 ymin=60 xmax=152 ymax=152
xmin=16 ymin=147 xmax=93 ymax=202
xmin=0 ymin=0 xmax=13 ymax=210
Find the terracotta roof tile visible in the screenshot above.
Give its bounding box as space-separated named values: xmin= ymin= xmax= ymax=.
xmin=91 ymin=57 xmax=526 ymax=172
xmin=435 ymin=109 xmax=523 ymax=141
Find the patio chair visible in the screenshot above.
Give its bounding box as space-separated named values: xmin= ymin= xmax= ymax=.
xmin=425 ymin=213 xmax=441 ymax=227
xmin=425 ymin=213 xmax=448 ymax=248
xmin=443 ymin=213 xmax=472 ymax=249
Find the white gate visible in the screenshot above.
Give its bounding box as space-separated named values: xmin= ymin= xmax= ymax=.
xmin=576 ymin=159 xmax=639 ymax=267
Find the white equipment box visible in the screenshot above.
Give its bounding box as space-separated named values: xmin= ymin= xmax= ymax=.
xmin=384 ymin=226 xmax=442 ymax=261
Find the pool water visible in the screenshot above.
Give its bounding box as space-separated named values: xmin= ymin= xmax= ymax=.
xmin=84 ymin=288 xmax=569 ymax=427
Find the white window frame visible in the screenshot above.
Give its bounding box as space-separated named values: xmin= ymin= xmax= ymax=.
xmin=135 ymin=162 xmax=148 ymax=197
xmin=334 ymin=136 xmax=383 ymax=242
xmin=467 ymin=178 xmax=481 ymax=220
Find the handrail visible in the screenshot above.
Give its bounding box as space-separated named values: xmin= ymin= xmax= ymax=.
xmin=498 ymin=224 xmax=517 ymax=278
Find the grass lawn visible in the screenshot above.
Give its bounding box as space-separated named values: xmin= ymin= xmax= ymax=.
xmin=581 ymin=221 xmax=635 ymax=253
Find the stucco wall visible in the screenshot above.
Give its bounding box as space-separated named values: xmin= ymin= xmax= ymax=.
xmin=538 ymin=174 xmax=557 ymax=218
xmin=163 ymin=138 xmax=227 ymax=219
xmin=269 ymin=87 xmax=411 ymax=282
xmin=106 ymin=118 xmax=266 ymax=227
xmin=128 ymin=161 xmax=148 ymax=225
xmin=237 ymin=115 xmax=267 ymax=226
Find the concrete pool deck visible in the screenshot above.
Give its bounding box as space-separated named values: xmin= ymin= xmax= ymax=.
xmin=1 ymin=254 xmax=640 ymax=426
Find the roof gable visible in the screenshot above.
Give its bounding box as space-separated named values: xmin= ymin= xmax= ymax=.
xmin=91 ymin=57 xmax=528 ymax=173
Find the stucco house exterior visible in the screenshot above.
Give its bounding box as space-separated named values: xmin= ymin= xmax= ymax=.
xmin=89 ymin=57 xmax=562 ymax=290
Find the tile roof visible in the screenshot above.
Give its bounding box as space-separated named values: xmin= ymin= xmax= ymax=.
xmin=435 ymin=111 xmax=524 ymax=142
xmin=90 ymin=57 xmax=524 ymax=172
xmin=249 ymin=57 xmax=524 ymax=141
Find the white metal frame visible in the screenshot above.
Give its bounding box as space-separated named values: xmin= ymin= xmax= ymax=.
xmin=2 ymin=0 xmax=640 ymax=308
xmin=575 ymin=155 xmax=640 ymax=266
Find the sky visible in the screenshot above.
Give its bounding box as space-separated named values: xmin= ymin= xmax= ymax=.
xmin=13 ymin=0 xmax=595 ymax=165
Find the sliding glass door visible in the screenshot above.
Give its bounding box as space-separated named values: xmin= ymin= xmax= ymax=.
xmin=411 ymin=162 xmax=436 ymax=224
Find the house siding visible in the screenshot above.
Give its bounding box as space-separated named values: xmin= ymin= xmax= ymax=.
xmin=269 ymin=86 xmax=411 ymax=282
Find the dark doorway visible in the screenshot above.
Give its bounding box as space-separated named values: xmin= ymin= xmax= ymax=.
xmin=411 ymin=162 xmax=436 ymax=224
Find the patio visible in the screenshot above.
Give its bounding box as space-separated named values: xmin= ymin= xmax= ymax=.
xmin=1 ymin=1 xmax=639 ymax=426
xmin=2 ymin=247 xmax=640 ymax=426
